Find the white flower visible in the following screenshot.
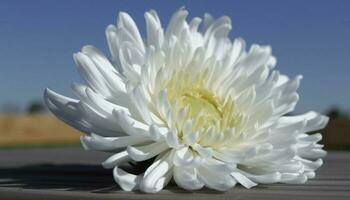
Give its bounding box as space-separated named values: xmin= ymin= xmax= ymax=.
xmin=44 ymin=8 xmax=329 ymax=193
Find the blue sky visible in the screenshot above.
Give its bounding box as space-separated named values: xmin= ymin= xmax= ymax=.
xmin=0 ymin=0 xmax=349 ymax=113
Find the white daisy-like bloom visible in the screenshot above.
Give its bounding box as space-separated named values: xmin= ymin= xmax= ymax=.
xmin=44 ymin=8 xmax=329 ymax=193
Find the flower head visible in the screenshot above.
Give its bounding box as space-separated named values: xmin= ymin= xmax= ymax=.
xmin=44 ymin=8 xmax=328 ymax=193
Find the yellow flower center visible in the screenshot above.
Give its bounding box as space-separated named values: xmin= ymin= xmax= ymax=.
xmin=180 ymin=89 xmax=222 ymax=126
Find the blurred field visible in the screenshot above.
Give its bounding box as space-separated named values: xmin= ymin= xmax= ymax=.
xmin=0 ymin=115 xmax=81 ymax=148
xmin=0 ymin=115 xmax=349 ymax=149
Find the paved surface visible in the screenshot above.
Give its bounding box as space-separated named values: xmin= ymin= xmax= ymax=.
xmin=0 ymin=148 xmax=349 ymax=200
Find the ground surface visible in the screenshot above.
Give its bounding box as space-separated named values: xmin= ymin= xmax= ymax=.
xmin=0 ymin=148 xmax=349 ymax=200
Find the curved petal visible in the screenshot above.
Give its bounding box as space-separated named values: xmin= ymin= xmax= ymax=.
xmin=102 ymin=151 xmax=130 ymax=169
xmin=127 ymin=142 xmax=169 ymax=162
xmin=140 ymin=150 xmax=174 ymax=193
xmin=44 ymin=88 xmax=93 ymax=133
xmin=197 ymin=166 xmax=237 ymax=191
xmin=173 ymin=147 xmax=202 ymax=167
xmin=112 ymin=109 xmax=149 ymax=137
xmin=145 ymin=10 xmax=163 ymax=49
xmin=173 ymin=166 xmax=204 ymax=190
xmin=117 ymin=12 xmax=145 ymax=53
xmin=240 ymin=171 xmax=282 ymax=184
xmin=113 ymin=167 xmax=142 ymax=191
xmin=231 ymin=171 xmax=257 ymax=189
xmin=73 ymin=52 xmax=111 ymax=97
xmin=81 ymin=133 xmax=151 ymax=151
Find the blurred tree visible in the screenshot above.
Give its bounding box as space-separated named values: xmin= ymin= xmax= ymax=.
xmin=27 ymin=101 xmax=46 ymax=114
xmin=326 ymin=107 xmax=348 ymax=119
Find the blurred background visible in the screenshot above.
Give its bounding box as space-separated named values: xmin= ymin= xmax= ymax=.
xmin=0 ymin=0 xmax=349 ymax=149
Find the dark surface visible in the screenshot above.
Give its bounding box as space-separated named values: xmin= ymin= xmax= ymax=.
xmin=0 ymin=148 xmax=349 ymax=200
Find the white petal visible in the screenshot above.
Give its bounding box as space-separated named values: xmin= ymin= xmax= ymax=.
xmin=129 ymin=84 xmax=152 ymax=124
xmin=105 ymin=25 xmax=120 ymax=69
xmin=213 ymin=150 xmax=244 ymax=163
xmin=140 ymin=150 xmax=174 ymax=193
xmin=278 ymin=111 xmax=329 ymax=133
xmin=173 ymin=147 xmax=202 ymax=167
xmin=77 ymin=102 xmax=124 ymax=136
xmin=231 ymin=171 xmax=257 ymax=189
xmin=112 ymin=110 xmax=149 ymax=137
xmin=198 ymin=166 xmax=237 ymax=191
xmin=297 ymin=144 xmax=327 ymax=159
xmin=113 ymin=167 xmax=142 ymax=191
xmin=81 ymin=45 xmax=126 ymax=92
xmin=127 ymin=142 xmax=169 ymax=162
xmin=145 ymin=10 xmax=163 ymax=49
xmin=238 ymin=44 xmax=272 ymax=75
xmin=174 ymin=166 xmax=204 ymax=190
xmin=81 ymin=133 xmax=151 ymax=151
xmin=297 ymin=157 xmax=323 ymax=171
xmin=102 ymin=151 xmax=130 ymax=169
xmin=117 ymin=12 xmax=145 ymax=52
xmin=165 ymin=130 xmax=182 ymax=148
xmin=165 ymin=8 xmax=188 ymax=38
xmin=240 ymin=171 xmax=282 ymax=184
xmin=44 ymin=88 xmax=92 ymax=133
xmin=73 ymin=52 xmax=110 ymax=97
xmin=149 ymin=124 xmax=167 ymax=141
xmin=280 ymin=173 xmax=307 ymax=184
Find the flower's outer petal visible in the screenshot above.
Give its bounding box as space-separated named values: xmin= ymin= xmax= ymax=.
xmin=203 ymin=16 xmax=232 ymax=59
xmin=280 ymin=173 xmax=308 ymax=184
xmin=44 ymin=88 xmax=93 ymax=134
xmin=297 ymin=157 xmax=323 ymax=172
xmin=223 ymin=38 xmax=246 ymax=70
xmin=77 ymin=102 xmax=125 ymax=136
xmin=173 ymin=166 xmax=204 ymax=190
xmin=105 ymin=25 xmax=120 ymax=70
xmin=145 ymin=9 xmax=163 ymax=49
xmin=79 ymin=46 xmax=138 ymax=113
xmin=198 ymin=166 xmax=237 ymax=191
xmin=296 ymin=144 xmax=327 ymax=159
xmin=213 ymin=150 xmax=244 ymax=163
xmin=243 ymin=147 xmax=297 ymax=165
xmin=140 ymin=151 xmax=174 ymax=193
xmin=113 ymin=167 xmax=142 ymax=191
xmin=202 ymin=13 xmax=214 ymax=32
xmin=118 ymin=42 xmax=144 ymax=82
xmin=117 ymin=12 xmax=145 ymax=53
xmin=165 ymin=8 xmax=189 ymax=38
xmin=235 ymin=45 xmax=272 ymax=78
xmin=298 ymin=133 xmax=322 ymax=143
xmin=72 ymin=85 xmax=129 ymax=116
xmin=81 ymin=133 xmax=151 ymax=151
xmin=46 ymin=87 xmax=129 ymax=137
xmin=127 ymin=142 xmax=169 ymax=162
xmin=231 ymin=171 xmax=257 ymax=189
xmin=240 ymin=171 xmax=282 ymax=184
xmin=73 ymin=52 xmax=111 ymax=98
xmin=278 ymin=111 xmax=329 ymax=133
xmin=102 ymin=151 xmax=130 ymax=169
xmin=173 ymin=147 xmax=202 ymax=167
xmin=129 ymin=84 xmax=152 ymax=124
xmin=112 ymin=110 xmax=149 ymax=137
xmin=71 ymin=86 xmax=132 ymax=135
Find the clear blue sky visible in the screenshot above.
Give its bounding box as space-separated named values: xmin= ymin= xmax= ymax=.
xmin=0 ymin=0 xmax=349 ymax=113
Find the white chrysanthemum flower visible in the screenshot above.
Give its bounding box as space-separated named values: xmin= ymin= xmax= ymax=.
xmin=44 ymin=8 xmax=328 ymax=193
